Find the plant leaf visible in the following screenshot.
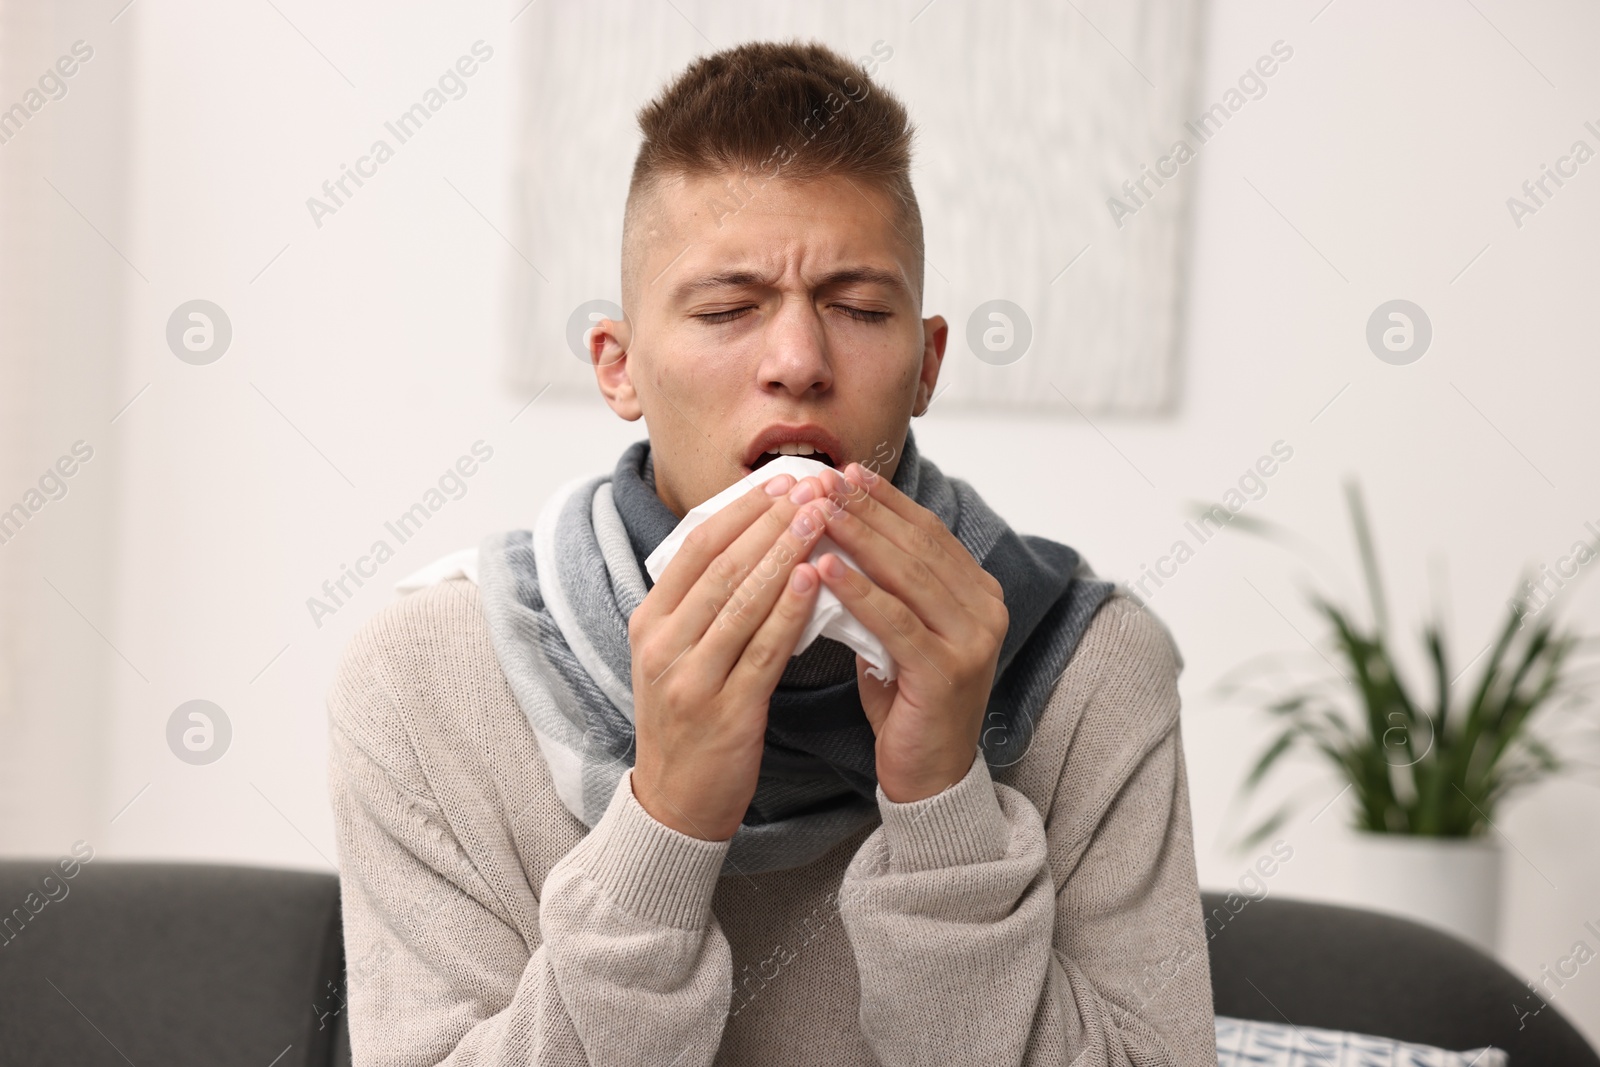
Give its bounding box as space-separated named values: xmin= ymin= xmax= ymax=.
xmin=1344 ymin=479 xmax=1389 ymax=637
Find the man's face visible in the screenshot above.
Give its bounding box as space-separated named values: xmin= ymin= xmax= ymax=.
xmin=591 ymin=171 xmax=947 ymax=517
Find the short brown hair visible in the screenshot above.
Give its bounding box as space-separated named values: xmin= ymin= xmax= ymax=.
xmin=621 ymin=39 xmax=922 ymax=310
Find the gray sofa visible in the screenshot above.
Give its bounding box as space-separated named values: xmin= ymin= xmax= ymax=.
xmin=0 ymin=861 xmax=1595 ymax=1065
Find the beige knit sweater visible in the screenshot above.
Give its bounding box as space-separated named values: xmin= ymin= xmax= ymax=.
xmin=327 ymin=577 xmax=1217 ymax=1066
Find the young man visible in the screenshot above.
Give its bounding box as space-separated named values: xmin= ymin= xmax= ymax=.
xmin=329 ymin=40 xmax=1217 ymax=1066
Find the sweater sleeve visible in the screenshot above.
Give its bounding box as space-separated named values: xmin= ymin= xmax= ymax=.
xmin=836 ymin=598 xmax=1217 ymax=1066
xmin=329 ymin=637 xmax=736 ymax=1067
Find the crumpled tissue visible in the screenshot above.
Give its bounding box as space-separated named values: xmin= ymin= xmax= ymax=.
xmin=643 ymin=455 xmax=897 ymax=681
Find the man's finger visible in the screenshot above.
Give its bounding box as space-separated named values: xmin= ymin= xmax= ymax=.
xmin=725 ymin=561 xmax=823 ymax=699
xmin=823 ymin=466 xmax=1002 ymax=611
xmin=646 ymin=473 xmax=795 ymax=614
xmin=854 ymin=464 xmax=985 ymax=565
xmin=696 ymin=497 xmax=832 ymax=680
xmin=664 ymin=475 xmax=826 ymax=652
xmin=816 ymin=503 xmax=969 ymax=640
xmin=813 ymin=552 xmax=946 ymax=679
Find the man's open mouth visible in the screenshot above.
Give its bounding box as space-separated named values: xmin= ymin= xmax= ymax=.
xmin=742 ymin=425 xmax=846 ymax=474
xmin=750 ymin=445 xmax=837 ymax=471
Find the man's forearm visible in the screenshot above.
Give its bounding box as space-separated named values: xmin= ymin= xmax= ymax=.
xmin=334 ymin=715 xmax=735 ymax=1066
xmin=535 ymin=765 xmax=736 ymax=1064
xmin=836 ymin=735 xmax=1213 ymax=1067
xmin=837 ymin=752 xmax=1059 ymax=1066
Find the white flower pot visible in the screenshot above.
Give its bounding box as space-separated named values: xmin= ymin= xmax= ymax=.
xmin=1344 ymin=831 xmax=1503 ymax=955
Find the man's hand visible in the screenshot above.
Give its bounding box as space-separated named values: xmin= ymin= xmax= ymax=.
xmin=628 ymin=472 xmax=833 ymax=841
xmin=811 ymin=463 xmax=1009 ymax=803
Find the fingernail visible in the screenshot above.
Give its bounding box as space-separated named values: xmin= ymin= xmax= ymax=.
xmin=791 ymin=565 xmax=815 ymax=593
xmin=849 ymin=462 xmax=877 ymax=486
xmin=788 ymin=478 xmax=817 ymax=504
xmin=819 ymin=554 xmax=846 ymax=579
xmin=765 ymin=473 xmax=795 ymax=496
xmin=790 ymin=503 xmax=820 ymax=537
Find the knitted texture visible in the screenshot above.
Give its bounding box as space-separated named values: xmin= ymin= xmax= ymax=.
xmin=327 ymin=582 xmax=1218 ymax=1065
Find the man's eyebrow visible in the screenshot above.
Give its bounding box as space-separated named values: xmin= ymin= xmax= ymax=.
xmin=668 ymin=266 xmax=909 ymax=303
xmin=669 ymin=270 xmax=774 ymax=302
xmin=815 ymin=267 xmax=909 ymax=296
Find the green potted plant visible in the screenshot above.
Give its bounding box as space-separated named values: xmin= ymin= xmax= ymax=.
xmin=1215 ymin=480 xmax=1598 ymax=952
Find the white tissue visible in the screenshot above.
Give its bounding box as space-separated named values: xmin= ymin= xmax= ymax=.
xmin=643 ymin=455 xmax=897 ymax=682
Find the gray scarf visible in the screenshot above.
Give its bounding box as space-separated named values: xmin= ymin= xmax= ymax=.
xmin=476 ymin=429 xmax=1114 ymax=876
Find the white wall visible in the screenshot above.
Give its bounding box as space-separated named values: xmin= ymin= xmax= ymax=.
xmin=3 ymin=0 xmax=1597 ymax=1047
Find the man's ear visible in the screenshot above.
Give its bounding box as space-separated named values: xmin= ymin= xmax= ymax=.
xmin=591 ymin=314 xmax=642 ymax=420
xmin=911 ymin=313 xmax=948 ymax=417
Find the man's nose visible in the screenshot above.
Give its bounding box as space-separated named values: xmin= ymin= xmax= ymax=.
xmin=756 ymin=298 xmax=833 ymax=397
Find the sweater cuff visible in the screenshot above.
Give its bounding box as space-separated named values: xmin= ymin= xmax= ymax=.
xmin=875 ymin=749 xmax=1011 ymax=873
xmin=568 ymin=767 xmax=730 ymax=930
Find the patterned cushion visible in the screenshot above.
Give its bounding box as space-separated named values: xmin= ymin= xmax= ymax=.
xmin=1216 ymin=1015 xmax=1508 ymax=1066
